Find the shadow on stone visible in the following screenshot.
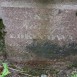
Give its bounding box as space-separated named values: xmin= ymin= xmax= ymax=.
xmin=26 ymin=39 xmax=77 ymax=59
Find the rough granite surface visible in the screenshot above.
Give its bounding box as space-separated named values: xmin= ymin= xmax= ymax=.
xmin=1 ymin=0 xmax=77 ymax=62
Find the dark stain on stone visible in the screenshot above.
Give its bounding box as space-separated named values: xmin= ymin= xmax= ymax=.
xmin=26 ymin=39 xmax=77 ymax=59
xmin=35 ymin=0 xmax=66 ymax=4
xmin=58 ymin=9 xmax=62 ymax=14
xmin=76 ymin=12 xmax=77 ymax=16
xmin=35 ymin=0 xmax=54 ymax=4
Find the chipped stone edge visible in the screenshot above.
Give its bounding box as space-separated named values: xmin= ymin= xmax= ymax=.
xmin=0 ymin=1 xmax=77 ymax=10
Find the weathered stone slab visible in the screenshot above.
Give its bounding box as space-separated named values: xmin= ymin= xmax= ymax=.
xmin=1 ymin=0 xmax=77 ymax=62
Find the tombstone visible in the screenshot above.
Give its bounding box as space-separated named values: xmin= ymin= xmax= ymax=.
xmin=1 ymin=0 xmax=77 ymax=63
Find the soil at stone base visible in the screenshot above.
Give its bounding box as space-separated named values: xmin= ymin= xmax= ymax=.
xmin=0 ymin=54 xmax=76 ymax=77
xmin=4 ymin=55 xmax=76 ymax=77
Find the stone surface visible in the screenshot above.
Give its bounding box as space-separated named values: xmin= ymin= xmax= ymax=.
xmin=1 ymin=0 xmax=77 ymax=62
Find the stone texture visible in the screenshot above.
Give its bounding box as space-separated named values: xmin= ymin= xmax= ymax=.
xmin=1 ymin=0 xmax=77 ymax=62
xmin=2 ymin=7 xmax=77 ymax=45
